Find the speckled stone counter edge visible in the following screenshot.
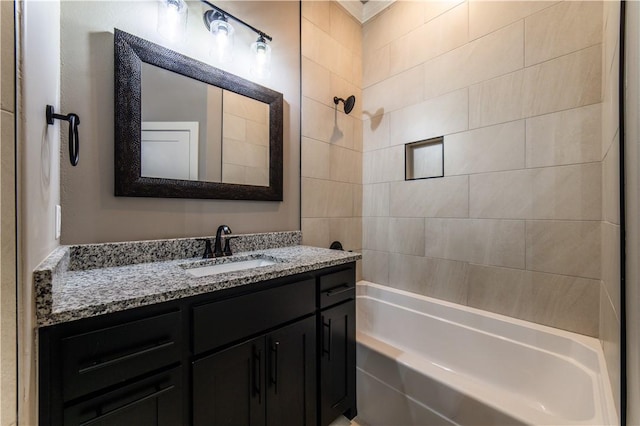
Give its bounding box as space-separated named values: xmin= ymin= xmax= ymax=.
xmin=34 ymin=231 xmax=362 ymax=327
xmin=42 ymin=256 xmax=359 ymax=327
xmin=34 ymin=246 xmax=70 ymax=323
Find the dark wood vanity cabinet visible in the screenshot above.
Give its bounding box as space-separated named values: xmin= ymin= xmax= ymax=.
xmin=320 ymin=302 xmax=356 ymax=426
xmin=63 ymin=366 xmax=183 ymax=426
xmin=191 ymin=277 xmax=317 ymax=426
xmin=39 ymin=263 xmax=356 ymax=426
xmin=38 ymin=302 xmax=185 ymax=426
xmin=193 ymin=316 xmax=316 ymax=426
xmin=318 ymin=268 xmax=357 ymax=426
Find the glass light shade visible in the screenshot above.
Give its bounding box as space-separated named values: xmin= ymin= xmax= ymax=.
xmin=209 ymin=19 xmax=235 ymax=63
xmin=250 ymin=39 xmax=271 ymax=80
xmin=157 ymin=0 xmax=187 ymax=42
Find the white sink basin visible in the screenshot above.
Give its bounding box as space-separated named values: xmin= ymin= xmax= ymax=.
xmin=185 ymin=258 xmax=277 ymax=277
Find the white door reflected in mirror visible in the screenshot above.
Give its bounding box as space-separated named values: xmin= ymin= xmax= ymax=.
xmin=141 ymin=121 xmax=199 ymax=181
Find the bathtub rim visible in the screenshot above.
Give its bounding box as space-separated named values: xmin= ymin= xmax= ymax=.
xmin=358 ymin=281 xmax=601 ymax=354
xmin=356 ymin=280 xmax=619 ymax=426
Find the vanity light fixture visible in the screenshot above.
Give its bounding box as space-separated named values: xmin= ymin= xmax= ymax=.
xmin=156 ymin=0 xmax=274 ymax=77
xmin=207 ymin=11 xmax=235 ymax=63
xmin=157 ymin=0 xmax=188 ymax=42
xmin=201 ymin=0 xmax=273 ymax=77
xmin=250 ymin=35 xmax=272 ymax=79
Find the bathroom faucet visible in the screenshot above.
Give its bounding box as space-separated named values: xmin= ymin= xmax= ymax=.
xmin=201 ymin=239 xmax=214 ymax=259
xmin=223 ymin=236 xmax=239 ymax=256
xmin=214 ymin=225 xmax=232 ymax=257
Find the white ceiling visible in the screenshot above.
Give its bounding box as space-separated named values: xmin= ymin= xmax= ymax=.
xmin=337 ymin=0 xmax=395 ymax=23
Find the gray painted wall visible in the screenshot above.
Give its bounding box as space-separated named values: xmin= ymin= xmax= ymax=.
xmin=19 ymin=1 xmax=62 ymax=422
xmin=60 ymin=1 xmax=300 ymax=244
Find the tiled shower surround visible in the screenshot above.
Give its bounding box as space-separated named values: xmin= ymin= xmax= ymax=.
xmin=601 ymin=0 xmax=622 ymax=413
xmin=361 ymin=0 xmax=605 ymax=336
xmin=301 ymin=1 xmax=364 ymax=276
xmin=301 ymin=0 xmax=620 ymax=415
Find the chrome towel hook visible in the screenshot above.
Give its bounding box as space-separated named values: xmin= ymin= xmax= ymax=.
xmin=46 ymin=105 xmax=80 ymax=166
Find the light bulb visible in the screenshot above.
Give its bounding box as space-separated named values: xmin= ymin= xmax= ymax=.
xmin=256 ymin=46 xmax=267 ymax=63
xmin=215 ymin=25 xmax=228 ymax=46
xmin=157 ymin=0 xmax=187 ymax=42
xmin=250 ymin=37 xmax=271 ymax=80
xmin=209 ymin=16 xmax=234 ymax=63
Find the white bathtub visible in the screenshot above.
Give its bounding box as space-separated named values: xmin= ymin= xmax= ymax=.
xmin=356 ymin=282 xmax=618 ymax=426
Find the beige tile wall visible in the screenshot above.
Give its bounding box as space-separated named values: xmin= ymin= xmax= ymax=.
xmin=600 ymin=0 xmax=621 ymax=415
xmin=221 ymin=91 xmax=270 ymax=186
xmin=301 ymin=1 xmax=363 ymax=276
xmin=623 ymin=2 xmax=639 ymax=421
xmin=362 ymin=0 xmax=605 ymax=337
xmin=302 ymin=7 xmax=620 ymax=412
xmin=0 ymin=1 xmax=16 ymax=424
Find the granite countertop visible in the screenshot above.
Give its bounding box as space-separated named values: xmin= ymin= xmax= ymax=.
xmin=34 ymin=232 xmax=360 ymax=327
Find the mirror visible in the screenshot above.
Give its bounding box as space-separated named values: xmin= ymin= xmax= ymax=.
xmin=140 ymin=63 xmax=270 ymax=186
xmin=114 ymin=29 xmax=283 ymax=200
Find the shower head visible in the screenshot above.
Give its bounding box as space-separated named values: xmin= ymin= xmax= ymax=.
xmin=333 ymin=95 xmax=356 ymax=114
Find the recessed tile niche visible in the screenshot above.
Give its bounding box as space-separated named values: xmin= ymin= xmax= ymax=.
xmin=405 ymin=137 xmax=444 ymax=180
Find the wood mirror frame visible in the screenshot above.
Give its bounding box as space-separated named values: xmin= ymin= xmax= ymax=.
xmin=114 ymin=29 xmax=283 ymax=201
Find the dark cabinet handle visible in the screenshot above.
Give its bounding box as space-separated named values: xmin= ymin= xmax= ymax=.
xmin=270 ymin=341 xmax=279 ymax=394
xmin=78 ymin=341 xmax=175 ymax=374
xmin=325 ymin=284 xmax=353 ymax=297
xmin=78 ymin=384 xmax=175 ymax=426
xmin=253 ymin=346 xmax=262 ymax=404
xmin=322 ymin=318 xmax=332 ymax=361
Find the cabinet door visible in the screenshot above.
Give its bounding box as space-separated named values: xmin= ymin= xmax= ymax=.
xmin=320 ymin=300 xmax=356 ymax=426
xmin=193 ymin=337 xmax=266 ymax=426
xmin=63 ymin=366 xmax=182 ymax=426
xmin=266 ymin=316 xmax=316 ymax=426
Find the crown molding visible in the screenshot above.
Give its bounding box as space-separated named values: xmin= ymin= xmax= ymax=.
xmin=336 ymin=0 xmax=394 ymax=24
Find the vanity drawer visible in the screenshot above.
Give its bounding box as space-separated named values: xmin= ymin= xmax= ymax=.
xmin=319 ymin=267 xmax=355 ymax=309
xmin=192 ymin=278 xmax=315 ymax=355
xmin=64 ymin=366 xmax=182 ymax=426
xmin=61 ymin=310 xmax=181 ymax=401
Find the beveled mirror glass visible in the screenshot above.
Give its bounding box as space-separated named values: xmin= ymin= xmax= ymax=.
xmin=114 ymin=29 xmax=283 ymax=200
